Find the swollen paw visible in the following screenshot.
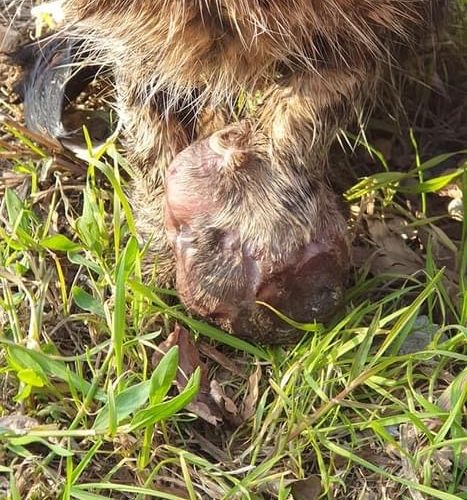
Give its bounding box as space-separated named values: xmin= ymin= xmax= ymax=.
xmin=165 ymin=124 xmax=350 ymax=343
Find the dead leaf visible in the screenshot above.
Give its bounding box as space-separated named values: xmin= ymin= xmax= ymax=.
xmin=186 ymin=398 xmax=221 ymax=426
xmin=242 ymin=365 xmax=262 ymax=420
xmin=365 ymin=218 xmax=424 ymax=276
xmin=0 ymin=25 xmax=20 ymax=53
xmin=151 ymin=485 xmax=190 ymax=500
xmin=210 ymin=380 xmax=238 ymax=415
xmin=199 ymin=341 xmax=247 ymax=379
xmin=153 ymin=325 xmax=223 ymax=425
xmin=190 ymin=429 xmax=232 ymax=463
xmin=437 ymin=371 xmax=467 ymax=412
xmin=448 ymin=198 xmax=463 ymax=221
xmin=0 ymin=415 xmax=39 ymax=434
xmin=153 ymin=325 xmax=208 ymax=387
xmin=400 ymin=425 xmax=425 ymax=500
xmin=432 ymin=447 xmax=454 ymax=471
xmin=437 ymin=182 xmax=463 ymax=200
xmin=292 ymin=476 xmax=322 ymax=500
xmin=359 ymin=447 xmax=397 ymax=468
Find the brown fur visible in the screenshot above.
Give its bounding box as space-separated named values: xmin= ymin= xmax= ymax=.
xmin=56 ymin=0 xmax=443 ymax=339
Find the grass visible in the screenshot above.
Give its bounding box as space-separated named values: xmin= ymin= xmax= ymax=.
xmin=0 ymin=114 xmax=465 ymax=499
xmin=0 ymin=6 xmax=466 ymax=500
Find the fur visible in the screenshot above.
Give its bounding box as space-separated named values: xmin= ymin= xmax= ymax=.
xmin=19 ymin=0 xmax=445 ymax=338
xmin=61 ymin=1 xmax=443 ymax=175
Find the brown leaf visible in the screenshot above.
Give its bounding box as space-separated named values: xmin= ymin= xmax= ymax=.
xmin=186 ymin=398 xmax=221 ymax=426
xmin=366 ymin=218 xmax=424 ymax=276
xmin=152 ymin=484 xmax=190 ymax=500
xmin=153 ymin=325 xmax=223 ymax=425
xmin=437 ymin=371 xmax=467 ymax=412
xmin=0 ymin=415 xmax=39 ymax=434
xmin=153 ymin=325 xmax=209 ymax=390
xmin=437 ymin=182 xmax=463 ymax=200
xmin=210 ymin=380 xmax=238 ymax=415
xmin=242 ymin=365 xmax=262 ymax=420
xmin=448 ymin=198 xmax=463 ymax=221
xmin=432 ymin=447 xmax=454 ymax=470
xmin=400 ymin=424 xmax=426 ymax=500
xmin=190 ymin=429 xmax=232 ymax=463
xmin=199 ymin=341 xmax=247 ymax=379
xmin=0 ymin=25 xmax=20 ymax=53
xmin=292 ymin=476 xmax=322 ymax=500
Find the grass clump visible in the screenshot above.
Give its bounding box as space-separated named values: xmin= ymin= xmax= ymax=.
xmin=0 ymin=116 xmax=465 ymax=499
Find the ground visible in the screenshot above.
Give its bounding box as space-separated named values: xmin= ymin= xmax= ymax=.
xmin=0 ymin=2 xmax=466 ymax=500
